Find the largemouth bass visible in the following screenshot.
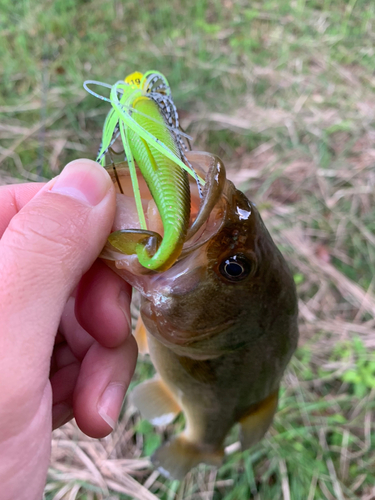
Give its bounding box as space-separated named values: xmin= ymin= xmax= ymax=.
xmin=101 ymin=150 xmax=299 ymax=480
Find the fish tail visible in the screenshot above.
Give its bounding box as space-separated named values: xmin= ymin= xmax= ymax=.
xmin=152 ymin=434 xmax=224 ymax=480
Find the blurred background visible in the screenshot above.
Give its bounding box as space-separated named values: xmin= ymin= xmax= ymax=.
xmin=1 ymin=1 xmax=375 ymax=498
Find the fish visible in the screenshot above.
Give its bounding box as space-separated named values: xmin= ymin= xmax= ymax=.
xmin=101 ymin=149 xmax=299 ymax=480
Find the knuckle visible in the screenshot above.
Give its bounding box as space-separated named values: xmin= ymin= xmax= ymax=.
xmin=5 ymin=199 xmax=90 ymax=261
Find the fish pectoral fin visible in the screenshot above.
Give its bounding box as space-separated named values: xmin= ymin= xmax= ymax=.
xmin=130 ymin=378 xmax=181 ymax=426
xmin=134 ymin=316 xmax=149 ymax=355
xmin=152 ymin=435 xmax=224 ymax=481
xmin=239 ymin=390 xmax=279 ymax=450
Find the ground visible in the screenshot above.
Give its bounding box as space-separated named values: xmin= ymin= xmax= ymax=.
xmin=1 ymin=1 xmax=375 ymax=498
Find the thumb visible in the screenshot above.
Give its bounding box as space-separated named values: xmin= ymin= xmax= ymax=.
xmin=0 ymin=159 xmax=115 ymax=416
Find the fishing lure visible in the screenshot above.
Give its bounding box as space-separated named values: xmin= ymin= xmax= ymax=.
xmin=84 ymin=71 xmax=203 ymax=272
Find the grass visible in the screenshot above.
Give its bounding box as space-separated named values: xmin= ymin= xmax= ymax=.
xmin=1 ymin=0 xmax=375 ymax=498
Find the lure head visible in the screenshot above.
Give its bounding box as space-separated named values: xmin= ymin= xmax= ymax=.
xmin=102 ymin=151 xmax=298 ymax=359
xmin=124 ymin=71 xmax=144 ymax=88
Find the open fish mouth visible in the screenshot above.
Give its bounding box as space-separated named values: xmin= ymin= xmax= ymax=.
xmin=101 ymin=151 xmax=229 ymax=283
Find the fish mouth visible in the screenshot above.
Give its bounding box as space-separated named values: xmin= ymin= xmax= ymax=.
xmin=101 ymin=151 xmax=228 ymax=278
xmin=101 ymin=152 xmax=227 ymax=257
xmin=102 ymin=189 xmax=226 ymax=296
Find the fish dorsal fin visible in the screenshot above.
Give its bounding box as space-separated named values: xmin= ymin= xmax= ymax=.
xmin=134 ymin=315 xmax=149 ymax=355
xmin=130 ymin=377 xmax=181 ymax=426
xmin=239 ymin=389 xmax=279 ymax=450
xmin=152 ymin=435 xmax=224 ymax=480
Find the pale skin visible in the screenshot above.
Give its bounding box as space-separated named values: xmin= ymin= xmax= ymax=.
xmin=0 ymin=159 xmax=138 ymax=500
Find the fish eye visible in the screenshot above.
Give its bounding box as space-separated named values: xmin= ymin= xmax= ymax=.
xmin=219 ymin=254 xmax=252 ymax=282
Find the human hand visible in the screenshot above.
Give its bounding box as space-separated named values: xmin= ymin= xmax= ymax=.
xmin=0 ymin=159 xmax=138 ymax=500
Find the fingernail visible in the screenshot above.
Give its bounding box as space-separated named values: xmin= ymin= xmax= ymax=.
xmin=97 ymin=383 xmax=126 ymax=429
xmin=51 ymin=159 xmax=112 ymax=206
xmin=118 ymin=290 xmax=132 ymax=333
xmin=53 ymin=402 xmax=73 ymax=429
